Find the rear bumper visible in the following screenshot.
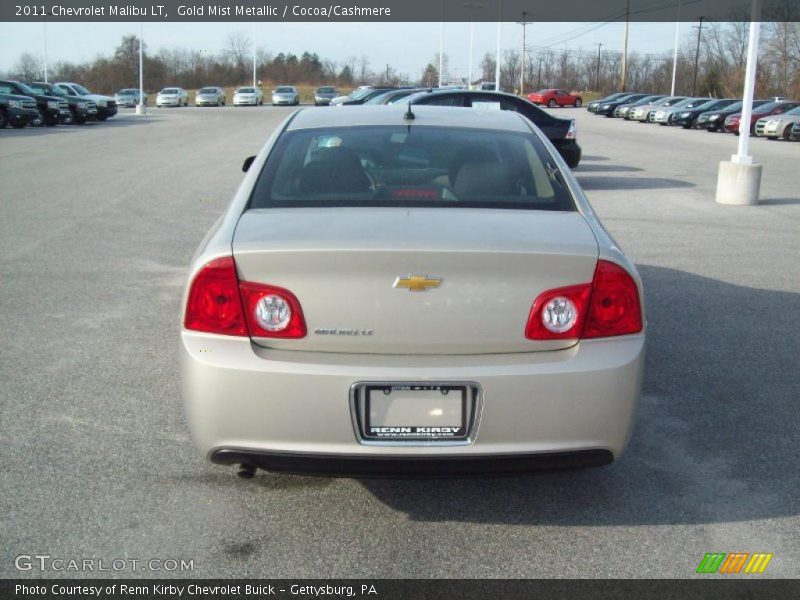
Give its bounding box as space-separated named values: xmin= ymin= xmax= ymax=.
xmin=553 ymin=140 xmax=582 ymax=168
xmin=211 ymin=448 xmax=613 ymax=477
xmin=182 ymin=332 xmax=645 ymax=471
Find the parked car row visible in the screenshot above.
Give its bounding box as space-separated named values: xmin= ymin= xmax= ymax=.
xmin=588 ymin=91 xmax=800 ymax=141
xmin=0 ymin=79 xmax=117 ymax=129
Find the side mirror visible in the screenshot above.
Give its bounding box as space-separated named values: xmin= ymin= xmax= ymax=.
xmin=242 ymin=155 xmax=256 ymax=173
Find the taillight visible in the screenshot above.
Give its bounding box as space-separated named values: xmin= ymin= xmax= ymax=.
xmin=239 ymin=282 xmax=306 ymax=338
xmin=566 ymin=119 xmax=577 ymax=139
xmin=184 ymin=257 xmax=307 ymax=339
xmin=525 ymin=260 xmax=642 ymax=341
xmin=583 ymin=260 xmax=643 ymax=339
xmin=525 ymin=284 xmax=592 ymax=340
xmin=184 ymin=257 xmax=247 ymax=336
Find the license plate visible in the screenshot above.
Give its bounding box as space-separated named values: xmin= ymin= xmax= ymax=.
xmin=353 ymin=383 xmax=479 ymax=443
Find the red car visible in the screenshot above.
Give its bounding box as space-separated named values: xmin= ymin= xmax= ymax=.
xmin=723 ymin=100 xmax=800 ymax=135
xmin=526 ymin=89 xmax=583 ymax=108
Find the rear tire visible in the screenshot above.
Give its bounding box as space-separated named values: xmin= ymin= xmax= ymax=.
xmin=97 ymin=114 xmax=108 ymax=121
xmin=31 ymin=110 xmax=46 ymax=127
xmin=574 ymin=98 xmax=582 ymax=108
xmin=783 ymin=125 xmax=793 ymax=141
xmin=0 ymin=109 xmax=7 ymax=129
xmin=548 ymin=99 xmax=557 ymax=108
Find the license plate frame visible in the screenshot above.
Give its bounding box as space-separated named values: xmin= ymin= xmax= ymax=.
xmin=350 ymin=381 xmax=482 ymax=446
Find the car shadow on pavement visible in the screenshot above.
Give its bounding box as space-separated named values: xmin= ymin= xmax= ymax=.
xmin=579 ymin=154 xmax=610 ymax=161
xmin=759 ymin=197 xmax=800 ymax=206
xmin=358 ymin=266 xmax=800 ymax=526
xmin=575 ymin=175 xmax=694 ymax=191
xmin=0 ymin=116 xmax=164 ymax=137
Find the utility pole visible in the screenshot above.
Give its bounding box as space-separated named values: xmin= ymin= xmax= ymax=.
xmin=537 ymin=54 xmax=543 ymax=90
xmin=620 ymin=0 xmax=630 ymax=91
xmin=595 ymin=43 xmax=602 ymax=91
xmin=386 ymin=64 xmax=390 ymax=83
xmin=692 ymin=16 xmax=705 ymax=96
xmin=519 ymin=11 xmax=530 ymax=95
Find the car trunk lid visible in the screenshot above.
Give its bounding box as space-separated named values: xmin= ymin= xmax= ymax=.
xmin=233 ymin=208 xmax=599 ymax=354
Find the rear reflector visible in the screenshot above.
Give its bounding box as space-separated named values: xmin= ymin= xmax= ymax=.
xmin=526 ymin=260 xmax=642 ymax=341
xmin=184 ymin=257 xmax=247 ymax=336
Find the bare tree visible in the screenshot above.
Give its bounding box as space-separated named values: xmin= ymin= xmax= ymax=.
xmin=13 ymin=52 xmax=43 ymax=81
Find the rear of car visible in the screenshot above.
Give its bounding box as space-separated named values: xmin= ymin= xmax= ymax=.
xmin=181 ymin=106 xmax=645 ymax=477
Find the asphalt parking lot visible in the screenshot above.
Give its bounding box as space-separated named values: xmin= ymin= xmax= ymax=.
xmin=1 ymin=105 xmax=798 ymax=579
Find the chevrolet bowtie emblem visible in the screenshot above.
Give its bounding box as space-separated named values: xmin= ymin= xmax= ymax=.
xmin=393 ymin=275 xmax=442 ymax=292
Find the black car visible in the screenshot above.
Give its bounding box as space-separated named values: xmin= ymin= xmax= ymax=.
xmin=670 ymin=98 xmax=738 ymax=128
xmin=0 ymin=91 xmax=39 ymax=128
xmin=365 ymin=88 xmax=434 ymax=105
xmin=790 ymin=121 xmax=800 ymax=141
xmin=696 ymin=99 xmax=770 ymax=132
xmin=586 ymin=92 xmax=630 ymax=113
xmin=595 ymin=93 xmax=648 ymax=116
xmin=0 ymin=79 xmax=68 ymax=126
xmin=612 ymin=95 xmax=666 ymax=118
xmin=340 ymin=87 xmax=398 ymax=105
xmin=407 ymin=89 xmax=581 ymax=168
xmin=27 ymin=81 xmax=98 ymax=124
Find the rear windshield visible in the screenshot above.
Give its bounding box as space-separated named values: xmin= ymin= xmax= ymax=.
xmin=237 ymin=88 xmax=255 ymax=93
xmin=276 ymin=87 xmax=294 ymax=93
xmin=249 ymin=126 xmax=575 ymax=211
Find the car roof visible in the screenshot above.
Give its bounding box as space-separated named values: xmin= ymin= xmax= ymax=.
xmin=286 ymin=105 xmax=532 ymax=133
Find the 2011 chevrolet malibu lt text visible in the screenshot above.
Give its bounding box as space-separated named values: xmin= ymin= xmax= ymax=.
xmin=180 ymin=106 xmax=646 ymax=478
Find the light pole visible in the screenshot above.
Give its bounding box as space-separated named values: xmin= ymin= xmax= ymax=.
xmin=518 ymin=11 xmax=530 ymax=95
xmin=42 ymin=22 xmax=48 ymax=82
xmin=464 ymin=2 xmax=483 ymax=89
xmin=620 ymin=0 xmax=630 ymax=92
xmin=715 ymin=0 xmax=762 ymax=205
xmin=252 ymin=22 xmax=257 ymax=87
xmin=670 ymin=0 xmax=682 ymax=96
xmin=136 ymin=21 xmax=146 ymax=115
xmin=595 ymin=43 xmax=602 ymax=91
xmin=494 ymin=0 xmax=502 ymax=91
xmin=438 ymin=4 xmax=444 ymax=88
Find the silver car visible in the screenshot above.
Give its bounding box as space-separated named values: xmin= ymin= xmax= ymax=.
xmin=314 ymin=86 xmax=338 ymax=106
xmin=233 ymin=86 xmax=263 ymax=106
xmin=272 ymin=86 xmax=299 ymax=106
xmin=156 ymin=87 xmax=188 ymax=107
xmin=652 ymin=97 xmax=708 ymax=124
xmin=195 ymin=86 xmax=226 ymax=107
xmin=755 ymin=106 xmax=800 ymax=140
xmin=114 ymin=88 xmax=147 ymax=107
xmin=630 ymin=97 xmax=687 ymax=122
xmin=181 ymin=106 xmax=646 ymax=477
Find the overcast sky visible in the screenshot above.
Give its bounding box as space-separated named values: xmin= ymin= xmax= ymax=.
xmin=0 ymin=21 xmax=684 ymax=79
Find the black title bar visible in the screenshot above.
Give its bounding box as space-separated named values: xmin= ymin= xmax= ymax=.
xmin=5 ymin=0 xmax=799 ymax=23
xmin=4 ymin=580 xmax=800 ymax=600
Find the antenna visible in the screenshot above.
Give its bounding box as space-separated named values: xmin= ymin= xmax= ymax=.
xmin=404 ymin=101 xmax=415 ymax=121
